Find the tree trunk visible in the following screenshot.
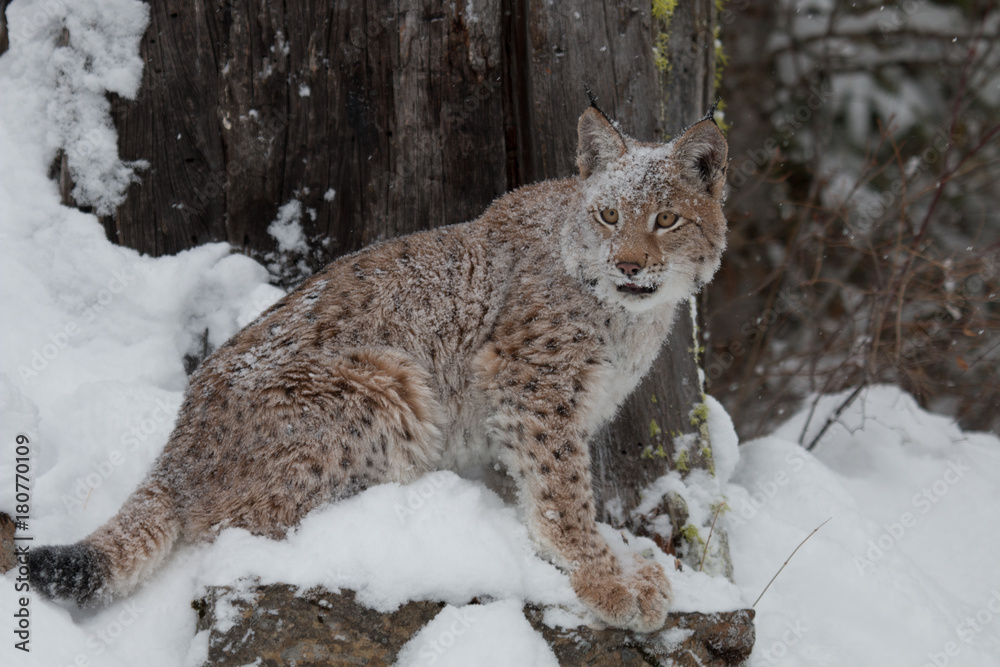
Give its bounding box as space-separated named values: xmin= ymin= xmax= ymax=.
xmin=77 ymin=0 xmax=724 ymax=566
xmin=0 ymin=0 xmax=9 ymax=57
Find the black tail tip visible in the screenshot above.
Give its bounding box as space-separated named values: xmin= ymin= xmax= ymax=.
xmin=29 ymin=543 xmax=112 ymax=606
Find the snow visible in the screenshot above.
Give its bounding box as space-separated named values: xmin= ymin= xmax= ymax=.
xmin=7 ymin=0 xmax=150 ymax=216
xmin=2 ymin=3 xmax=1000 ymax=666
xmin=265 ymin=199 xmax=313 ymax=283
xmin=395 ymin=600 xmax=560 ymax=667
xmin=727 ymin=386 xmax=1000 ymax=665
xmin=266 ymin=199 xmax=308 ymax=254
xmin=195 ymin=472 xmax=577 ymax=613
xmin=705 ymin=393 xmax=739 ymax=485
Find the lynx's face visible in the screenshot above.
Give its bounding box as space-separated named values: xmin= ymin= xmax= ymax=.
xmin=566 ymin=108 xmax=729 ymax=313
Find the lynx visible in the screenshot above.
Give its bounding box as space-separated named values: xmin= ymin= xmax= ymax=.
xmin=30 ymin=102 xmax=728 ymax=633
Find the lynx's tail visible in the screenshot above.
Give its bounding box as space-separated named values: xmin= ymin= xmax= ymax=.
xmin=29 ymin=477 xmax=180 ymax=606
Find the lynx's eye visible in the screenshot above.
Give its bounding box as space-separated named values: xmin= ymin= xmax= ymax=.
xmin=598 ymin=208 xmax=619 ymax=225
xmin=654 ymin=211 xmax=683 ymax=231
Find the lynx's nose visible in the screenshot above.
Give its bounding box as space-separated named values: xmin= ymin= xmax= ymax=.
xmin=616 ymin=262 xmax=642 ymax=277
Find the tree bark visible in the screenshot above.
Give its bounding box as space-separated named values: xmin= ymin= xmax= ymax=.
xmin=85 ymin=0 xmax=721 ymax=561
xmin=104 ymin=1 xmax=508 ymax=264
xmin=0 ymin=0 xmax=9 ymax=57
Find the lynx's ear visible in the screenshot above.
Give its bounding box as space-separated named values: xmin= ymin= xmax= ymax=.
xmin=673 ymin=119 xmax=729 ymax=200
xmin=577 ymin=107 xmax=627 ymax=179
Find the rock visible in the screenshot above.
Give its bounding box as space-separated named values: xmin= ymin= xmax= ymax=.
xmin=525 ymin=606 xmax=755 ymax=666
xmin=195 ymin=584 xmax=755 ymax=666
xmin=0 ymin=512 xmax=15 ymax=574
xmin=194 ymin=585 xmax=445 ymax=666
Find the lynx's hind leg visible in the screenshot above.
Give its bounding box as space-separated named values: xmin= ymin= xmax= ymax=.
xmin=181 ymin=347 xmax=447 ymax=537
xmin=30 ymin=348 xmax=446 ymax=606
xmin=329 ymin=348 xmax=447 ymax=483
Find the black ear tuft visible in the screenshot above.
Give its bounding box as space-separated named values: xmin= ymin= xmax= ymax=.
xmin=672 ymin=118 xmax=729 ymax=200
xmin=583 ymin=81 xmax=600 ymax=109
xmin=702 ymin=98 xmax=722 ymax=124
xmin=577 ymin=106 xmax=628 ymax=179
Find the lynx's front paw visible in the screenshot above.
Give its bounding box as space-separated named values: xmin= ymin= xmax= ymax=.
xmin=570 ymin=557 xmax=672 ymax=633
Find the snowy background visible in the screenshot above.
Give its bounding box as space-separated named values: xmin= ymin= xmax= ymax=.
xmin=2 ymin=1 xmax=1000 ymax=665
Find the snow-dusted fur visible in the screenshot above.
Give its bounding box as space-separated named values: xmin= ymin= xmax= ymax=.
xmin=30 ymin=107 xmax=728 ymax=632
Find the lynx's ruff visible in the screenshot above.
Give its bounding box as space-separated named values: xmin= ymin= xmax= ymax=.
xmin=30 ymin=105 xmax=728 ymax=633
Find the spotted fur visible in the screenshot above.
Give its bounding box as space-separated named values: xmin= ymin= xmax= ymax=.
xmin=30 ymin=107 xmax=728 ymax=631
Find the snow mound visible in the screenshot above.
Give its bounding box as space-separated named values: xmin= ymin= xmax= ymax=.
xmin=727 ymin=385 xmax=1000 ymax=666
xmin=705 ymin=393 xmax=739 ymax=485
xmin=395 ymin=600 xmax=560 ymax=667
xmin=194 ymin=471 xmax=576 ymax=613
